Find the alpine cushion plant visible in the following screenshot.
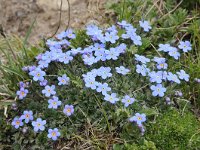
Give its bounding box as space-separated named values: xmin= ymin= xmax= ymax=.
xmin=8 ymin=17 xmax=193 ymax=148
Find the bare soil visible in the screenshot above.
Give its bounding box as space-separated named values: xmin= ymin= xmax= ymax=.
xmin=0 ymin=0 xmax=108 ymax=44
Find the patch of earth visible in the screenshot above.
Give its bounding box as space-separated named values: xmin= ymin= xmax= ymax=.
xmin=0 ymin=0 xmax=112 ymax=44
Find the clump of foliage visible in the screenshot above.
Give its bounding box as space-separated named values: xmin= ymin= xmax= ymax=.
xmin=145 ymin=108 xmax=200 ymax=150
xmin=0 ymin=0 xmax=200 ymax=149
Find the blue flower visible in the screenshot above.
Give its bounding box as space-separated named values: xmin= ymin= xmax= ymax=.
xmin=58 ymin=52 xmax=73 ymax=64
xmin=130 ymin=34 xmax=142 ymax=46
xmin=40 ymin=79 xmax=48 ymax=86
xmin=85 ymin=78 xmax=99 ymax=90
xmin=48 ymin=96 xmax=62 ymax=109
xmin=12 ymin=117 xmax=24 ymax=129
xmin=29 ymin=68 xmax=46 ymax=82
xmin=158 ymin=44 xmax=171 ymax=52
xmin=135 ymin=54 xmax=150 ymax=64
xmin=104 ymin=93 xmax=119 ymax=104
xmin=115 ymin=66 xmax=130 ymax=75
xmin=153 ymin=57 xmax=168 ymax=70
xmin=58 ymin=74 xmax=70 ymax=85
xmin=168 ymin=47 xmax=180 ymax=60
xmin=136 ymin=64 xmax=150 ymax=76
xmin=139 ymin=20 xmax=152 ymax=32
xmin=121 ymin=95 xmax=135 ymax=107
xmin=105 ymin=48 xmax=120 ymax=60
xmin=20 ymin=110 xmax=34 ymax=123
xmin=117 ymin=20 xmax=129 ymax=28
xmin=178 ymin=41 xmax=192 ymax=52
xmin=66 ymin=29 xmax=76 ymax=39
xmin=42 ymin=85 xmax=56 ymax=97
xmin=32 ymin=118 xmax=46 ymax=132
xmin=104 ymin=32 xmax=119 ymax=43
xmin=150 ymin=84 xmax=166 ymax=97
xmin=116 ymin=43 xmax=127 ymax=54
xmin=63 ymin=105 xmax=74 ymax=116
xmin=97 ymin=67 xmax=112 ymax=79
xmin=167 ymin=72 xmax=181 ymax=84
xmin=149 ymin=71 xmax=163 ymax=83
xmin=96 ymin=83 xmax=111 ymax=95
xmin=129 ymin=113 xmax=146 ymax=125
xmin=94 ymin=49 xmax=107 ymax=61
xmin=176 ymin=70 xmax=189 ymax=82
xmin=56 ymin=31 xmax=67 ymax=40
xmin=47 ymin=128 xmax=61 ymax=141
xmin=16 ymin=88 xmax=28 ymax=100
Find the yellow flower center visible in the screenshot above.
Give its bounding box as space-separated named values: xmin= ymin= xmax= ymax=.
xmin=52 ymin=132 xmax=56 ymax=136
xmin=37 ymin=73 xmax=40 ymax=77
xmin=26 ymin=114 xmax=29 ymax=118
xmin=21 ymin=91 xmax=25 ymax=96
xmin=67 ymin=108 xmax=71 ymax=112
xmin=138 ymin=117 xmax=142 ymax=120
xmin=16 ymin=121 xmax=20 ymax=125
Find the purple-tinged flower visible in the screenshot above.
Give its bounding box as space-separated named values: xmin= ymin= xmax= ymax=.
xmin=42 ymin=85 xmax=56 ymax=97
xmin=12 ymin=117 xmax=23 ymax=129
xmin=47 ymin=128 xmax=61 ymax=141
xmin=40 ymin=79 xmax=48 ymax=86
xmin=115 ymin=66 xmax=130 ymax=75
xmin=194 ymin=78 xmax=200 ymax=83
xmin=136 ymin=64 xmax=150 ymax=76
xmin=22 ymin=66 xmax=29 ymax=72
xmin=22 ymin=127 xmax=28 ymax=134
xmin=58 ymin=74 xmax=70 ymax=85
xmin=178 ymin=41 xmax=192 ymax=52
xmin=20 ymin=110 xmax=33 ymax=123
xmin=28 ymin=66 xmax=37 ymax=72
xmin=105 ymin=48 xmax=120 ymax=60
xmin=48 ymin=96 xmax=62 ymax=109
xmin=176 ymin=70 xmax=189 ymax=82
xmin=104 ymin=93 xmax=119 ymax=104
xmin=135 ymin=54 xmax=150 ymax=64
xmin=96 ymin=83 xmax=111 ymax=95
xmin=129 ymin=113 xmax=146 ymax=125
xmin=16 ymin=88 xmax=28 ymax=100
xmin=139 ymin=20 xmax=152 ymax=32
xmin=167 ymin=72 xmax=181 ymax=84
xmin=121 ymin=95 xmax=135 ymax=107
xmin=165 ymin=97 xmax=171 ymax=105
xmin=104 ymin=32 xmax=119 ymax=43
xmin=32 ymin=118 xmax=46 ymax=132
xmin=11 ymin=103 xmax=18 ymax=110
xmin=29 ymin=68 xmax=46 ymax=82
xmin=175 ymin=91 xmax=183 ymax=97
xmin=97 ymin=67 xmax=112 ymax=79
xmin=150 ymin=84 xmax=166 ymax=97
xmin=63 ymin=105 xmax=74 ymax=116
xmin=168 ymin=47 xmax=180 ymax=60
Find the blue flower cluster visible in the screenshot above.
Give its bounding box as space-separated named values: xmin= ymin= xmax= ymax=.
xmin=135 ymin=53 xmax=190 ymax=97
xmin=13 ymin=19 xmax=192 ymax=138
